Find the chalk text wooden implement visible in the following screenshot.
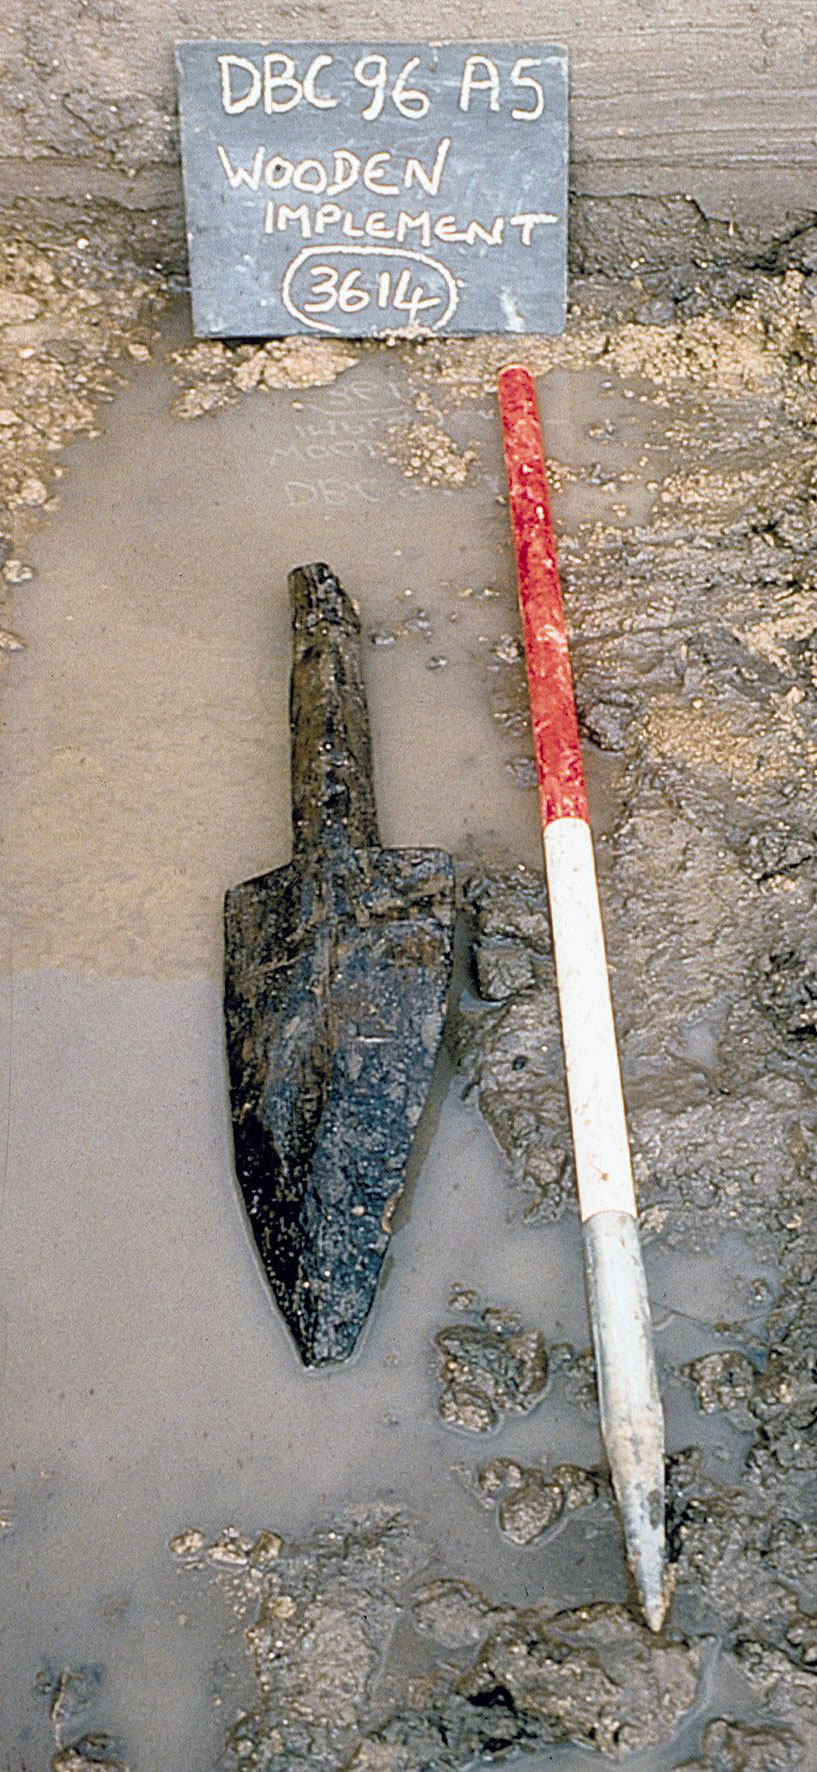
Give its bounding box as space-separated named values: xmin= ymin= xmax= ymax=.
xmin=175 ymin=41 xmax=568 ymax=337
xmin=498 ymin=365 xmax=669 ymax=1632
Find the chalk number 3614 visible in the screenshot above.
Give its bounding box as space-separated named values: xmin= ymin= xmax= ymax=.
xmin=302 ymin=261 xmax=443 ymax=326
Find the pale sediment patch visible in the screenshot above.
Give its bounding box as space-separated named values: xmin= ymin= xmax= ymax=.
xmin=169 ymin=335 xmax=359 ymax=419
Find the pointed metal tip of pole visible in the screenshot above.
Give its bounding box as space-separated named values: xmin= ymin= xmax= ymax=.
xmin=643 ymin=1583 xmax=671 ymax=1635
xmin=618 ymin=1478 xmax=671 ymax=1632
xmin=582 ymin=1211 xmax=669 ymax=1633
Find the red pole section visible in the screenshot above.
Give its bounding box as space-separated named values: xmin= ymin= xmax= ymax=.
xmin=497 ymin=364 xmax=589 ymax=827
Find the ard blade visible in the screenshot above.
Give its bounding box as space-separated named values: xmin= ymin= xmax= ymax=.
xmin=224 ymin=564 xmax=455 ymax=1365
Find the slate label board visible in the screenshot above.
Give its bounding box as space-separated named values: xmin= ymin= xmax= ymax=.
xmin=175 ymin=41 xmax=568 ymax=338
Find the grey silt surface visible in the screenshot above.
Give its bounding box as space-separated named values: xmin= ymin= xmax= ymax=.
xmin=0 ymin=333 xmax=636 ymax=1765
xmin=3 ymin=282 xmax=817 ymax=1767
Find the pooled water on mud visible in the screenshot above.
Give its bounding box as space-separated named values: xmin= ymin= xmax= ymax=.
xmin=2 ymin=275 xmax=817 ymax=1771
xmin=0 ymin=306 xmax=655 ymax=980
xmin=1 ymin=320 xmax=651 ymax=1764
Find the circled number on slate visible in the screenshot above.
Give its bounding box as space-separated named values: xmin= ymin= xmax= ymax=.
xmin=281 ymin=245 xmax=459 ymax=333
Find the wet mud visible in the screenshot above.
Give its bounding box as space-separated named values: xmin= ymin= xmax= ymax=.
xmin=443 ymin=262 xmax=817 ymax=1766
xmin=3 ymin=223 xmax=817 ymax=1770
xmin=170 ymin=1511 xmax=701 ymax=1769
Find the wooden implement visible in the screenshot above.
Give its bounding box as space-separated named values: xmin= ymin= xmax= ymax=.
xmin=224 ymin=564 xmax=455 ymax=1366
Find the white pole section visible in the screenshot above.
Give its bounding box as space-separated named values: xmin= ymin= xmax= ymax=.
xmin=543 ymin=817 xmax=637 ymax=1222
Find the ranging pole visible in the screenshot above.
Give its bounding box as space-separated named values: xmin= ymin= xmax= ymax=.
xmin=497 ymin=364 xmax=668 ymax=1633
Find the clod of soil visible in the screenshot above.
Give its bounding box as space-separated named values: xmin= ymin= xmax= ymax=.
xmin=385 ymin=418 xmax=479 ymax=487
xmin=472 ymin=1455 xmax=603 ymax=1546
xmin=434 ymin=1297 xmax=549 ymax=1432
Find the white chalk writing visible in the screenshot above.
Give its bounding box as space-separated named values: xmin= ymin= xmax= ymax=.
xmin=281 ymin=244 xmax=459 ymax=333
xmin=260 ymin=199 xmax=556 ymax=250
xmin=216 ymin=140 xmax=451 ymax=198
xmin=217 ymin=51 xmax=548 ymax=120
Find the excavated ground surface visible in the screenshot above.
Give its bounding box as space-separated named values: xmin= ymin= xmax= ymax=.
xmin=3 ymin=212 xmax=817 ymax=1769
xmin=177 ymin=244 xmax=817 ymax=1768
xmin=446 ymin=247 xmax=817 ymax=1771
